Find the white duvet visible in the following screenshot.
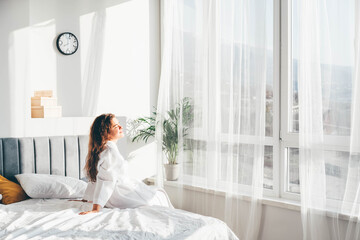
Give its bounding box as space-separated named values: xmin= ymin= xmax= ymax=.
xmin=0 ymin=199 xmax=238 ymax=240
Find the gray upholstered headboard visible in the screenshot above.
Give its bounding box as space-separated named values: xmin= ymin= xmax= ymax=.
xmin=0 ymin=136 xmax=89 ymax=183
xmin=0 ymin=135 xmax=128 ymax=183
xmin=0 ymin=117 xmax=128 ymax=183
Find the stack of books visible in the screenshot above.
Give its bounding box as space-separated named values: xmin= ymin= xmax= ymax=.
xmin=31 ymin=90 xmax=62 ymax=118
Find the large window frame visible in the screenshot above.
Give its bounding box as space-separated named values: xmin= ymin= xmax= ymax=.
xmin=280 ymin=0 xmax=352 ymax=201
xmin=160 ymin=0 xmax=352 ymax=202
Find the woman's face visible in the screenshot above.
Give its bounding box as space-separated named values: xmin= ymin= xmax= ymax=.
xmin=108 ymin=117 xmax=124 ymax=141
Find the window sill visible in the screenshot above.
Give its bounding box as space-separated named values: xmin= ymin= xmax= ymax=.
xmin=146 ymin=177 xmax=301 ymax=211
xmin=147 ymin=177 xmax=355 ymax=222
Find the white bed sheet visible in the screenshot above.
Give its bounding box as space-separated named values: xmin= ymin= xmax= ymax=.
xmin=0 ymin=199 xmax=238 ymax=240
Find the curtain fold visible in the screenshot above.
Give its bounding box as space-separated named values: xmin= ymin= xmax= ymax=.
xmin=156 ymin=0 xmax=270 ymax=238
xmin=298 ymin=0 xmax=329 ymax=239
xmin=342 ymin=0 xmax=360 ymax=239
xmin=297 ymin=0 xmax=359 ymax=239
xmin=82 ymin=10 xmax=107 ymax=116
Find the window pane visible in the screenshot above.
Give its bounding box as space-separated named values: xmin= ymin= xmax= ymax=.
xmin=183 ymin=1 xmax=273 ymax=136
xmin=287 ymin=148 xmax=300 ymax=193
xmin=264 ymin=146 xmax=274 ymax=189
xmin=220 ymin=0 xmax=274 ymax=137
xmin=183 ymin=139 xmax=207 ymax=178
xmin=287 ymin=147 xmax=350 ymax=200
xmin=183 ymin=141 xmax=273 ymax=189
xmin=181 ymin=1 xmax=274 ymax=191
xmin=219 ymin=144 xmax=273 ymax=189
xmin=291 ymin=0 xmax=354 ymax=135
xmin=265 ymin=0 xmax=274 ymax=137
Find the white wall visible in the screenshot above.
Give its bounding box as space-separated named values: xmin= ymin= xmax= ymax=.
xmin=0 ymin=0 xmax=160 ymax=181
xmin=164 ymin=184 xmax=350 ymax=240
xmin=0 ymin=0 xmax=160 ymax=138
xmin=164 ymin=185 xmax=302 ymax=240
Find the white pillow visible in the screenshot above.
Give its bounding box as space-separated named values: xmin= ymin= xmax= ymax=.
xmin=15 ymin=174 xmax=87 ymax=199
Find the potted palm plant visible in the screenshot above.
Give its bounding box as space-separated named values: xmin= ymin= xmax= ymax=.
xmin=132 ymin=97 xmax=193 ymax=181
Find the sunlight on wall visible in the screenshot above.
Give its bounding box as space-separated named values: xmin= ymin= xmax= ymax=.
xmin=80 ymin=11 xmax=94 ymax=111
xmin=8 ymin=19 xmax=56 ymax=137
xmin=97 ymin=0 xmax=151 ymax=119
xmin=8 ymin=27 xmax=30 ymax=137
xmin=79 ymin=10 xmax=106 ymax=117
xmin=29 ymin=19 xmax=57 ymax=96
xmin=2 ymin=0 xmax=159 ymax=137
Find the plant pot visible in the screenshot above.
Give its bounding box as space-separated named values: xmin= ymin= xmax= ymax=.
xmin=164 ymin=164 xmax=179 ymax=181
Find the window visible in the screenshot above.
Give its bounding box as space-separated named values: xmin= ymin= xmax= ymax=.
xmin=179 ymin=0 xmax=277 ymax=195
xmin=286 ymin=147 xmax=349 ymax=200
xmin=162 ymin=0 xmax=355 ymax=201
xmin=290 ymin=0 xmax=354 ymax=135
xmin=281 ymin=0 xmax=355 ymax=200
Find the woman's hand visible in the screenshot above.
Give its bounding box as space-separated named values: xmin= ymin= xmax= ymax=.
xmin=79 ymin=204 xmax=101 ymax=215
xmin=79 ymin=209 xmax=99 ymax=215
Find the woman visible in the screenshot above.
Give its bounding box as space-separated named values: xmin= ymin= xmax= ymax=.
xmin=79 ymin=113 xmax=172 ymax=215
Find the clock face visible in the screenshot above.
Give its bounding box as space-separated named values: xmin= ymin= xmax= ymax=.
xmin=56 ymin=32 xmax=78 ymax=55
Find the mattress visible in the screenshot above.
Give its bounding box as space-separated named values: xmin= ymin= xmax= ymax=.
xmin=0 ymin=199 xmax=238 ymax=240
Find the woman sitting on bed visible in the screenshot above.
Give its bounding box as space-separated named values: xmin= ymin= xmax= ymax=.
xmin=79 ymin=113 xmax=172 ymax=215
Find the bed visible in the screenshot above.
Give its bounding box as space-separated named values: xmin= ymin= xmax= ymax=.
xmin=0 ymin=198 xmax=237 ymax=239
xmin=0 ymin=136 xmax=238 ymax=240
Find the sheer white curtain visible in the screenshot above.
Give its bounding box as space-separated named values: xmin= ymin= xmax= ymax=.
xmin=298 ymin=0 xmax=329 ymax=239
xmin=82 ymin=10 xmax=107 ymax=116
xmin=342 ymin=0 xmax=360 ymax=239
xmin=156 ymin=0 xmax=270 ymax=238
xmin=297 ymin=0 xmax=360 ymax=239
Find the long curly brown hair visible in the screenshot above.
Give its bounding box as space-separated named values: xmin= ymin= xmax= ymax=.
xmin=84 ymin=113 xmax=115 ymax=182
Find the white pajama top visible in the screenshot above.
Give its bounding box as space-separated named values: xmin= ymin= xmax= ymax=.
xmin=83 ymin=141 xmax=172 ymax=209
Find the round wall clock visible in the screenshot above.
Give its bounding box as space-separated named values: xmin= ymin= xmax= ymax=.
xmin=56 ymin=32 xmax=79 ymax=55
